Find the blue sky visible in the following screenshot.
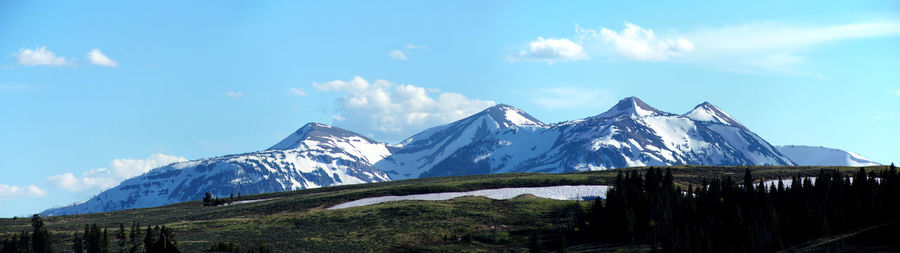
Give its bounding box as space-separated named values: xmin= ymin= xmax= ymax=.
xmin=1 ymin=1 xmax=899 ymax=217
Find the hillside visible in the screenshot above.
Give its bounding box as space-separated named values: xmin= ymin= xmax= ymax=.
xmin=3 ymin=165 xmax=892 ymax=252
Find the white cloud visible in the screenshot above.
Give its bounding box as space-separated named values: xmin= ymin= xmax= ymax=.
xmin=225 ymin=91 xmax=243 ymax=98
xmin=14 ymin=46 xmax=68 ymax=66
xmin=389 ymin=44 xmax=426 ymax=60
xmin=511 ymin=37 xmax=588 ymax=64
xmin=388 ymin=50 xmax=408 ymax=60
xmin=0 ymin=184 xmax=46 ymax=199
xmin=47 ymin=153 xmax=187 ymax=192
xmin=314 ymin=76 xmax=495 ymax=141
xmin=289 ymin=88 xmax=307 ymax=96
xmin=47 ymin=171 xmax=117 ymax=192
xmin=86 ymin=49 xmax=118 ymax=67
xmin=577 ymin=22 xmax=694 ymax=61
xmin=533 ymin=86 xmax=614 ymax=110
xmin=893 ymin=89 xmax=900 ymax=96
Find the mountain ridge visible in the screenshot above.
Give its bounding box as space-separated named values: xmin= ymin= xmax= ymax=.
xmin=777 ymin=145 xmax=880 ymax=166
xmin=43 ymin=97 xmax=872 ymax=216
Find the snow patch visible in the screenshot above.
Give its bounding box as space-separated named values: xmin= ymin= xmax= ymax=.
xmin=503 ymin=107 xmax=540 ymax=126
xmin=776 ymin=145 xmax=880 ymax=166
xmin=328 ymin=185 xmax=610 ymax=210
xmin=223 ymin=197 xmax=282 ymax=206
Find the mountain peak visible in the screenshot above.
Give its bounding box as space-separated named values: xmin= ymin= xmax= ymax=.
xmin=480 ymin=103 xmax=544 ymax=127
xmin=595 ymin=96 xmax=666 ymax=118
xmin=684 ymin=102 xmax=746 ymax=129
xmin=268 ymin=122 xmax=376 ymax=150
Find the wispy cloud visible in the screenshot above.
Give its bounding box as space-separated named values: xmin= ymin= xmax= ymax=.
xmin=388 ymin=50 xmax=408 ymax=60
xmin=510 ymin=37 xmax=588 ymax=64
xmin=47 ymin=154 xmax=187 ymax=192
xmin=894 ymin=89 xmax=900 ymax=96
xmin=683 ymin=20 xmax=900 ymax=75
xmin=14 ymin=46 xmax=68 ymax=66
xmin=874 ymin=112 xmax=896 ymax=120
xmin=685 ymin=20 xmax=900 ymax=55
xmin=388 ymin=44 xmax=427 ymax=61
xmin=225 ymin=91 xmax=244 ymax=98
xmin=0 ymin=184 xmax=46 ymax=199
xmin=533 ymin=86 xmax=614 ymax=110
xmin=0 ymin=84 xmax=32 ymax=92
xmin=405 ymin=44 xmax=428 ymax=50
xmin=530 ymin=19 xmax=900 ymax=74
xmin=742 ymin=52 xmax=817 ymax=77
xmin=86 ymin=49 xmax=118 ymax=67
xmin=289 ymin=87 xmax=307 ymax=96
xmin=314 ymin=76 xmax=495 ymax=141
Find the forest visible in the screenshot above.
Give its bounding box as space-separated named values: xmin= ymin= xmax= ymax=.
xmin=568 ymin=165 xmax=900 ymax=252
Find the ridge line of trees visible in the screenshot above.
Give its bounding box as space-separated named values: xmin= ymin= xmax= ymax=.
xmin=202 ymin=192 xmax=241 ymax=207
xmin=576 ymin=165 xmax=899 ymax=252
xmin=1 ymin=218 xmax=179 ymax=253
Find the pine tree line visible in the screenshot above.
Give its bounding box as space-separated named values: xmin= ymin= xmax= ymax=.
xmin=1 ymin=219 xmax=179 ymax=253
xmin=72 ymin=222 xmax=179 ymax=253
xmin=0 ymin=215 xmax=53 ymax=253
xmin=583 ymin=166 xmax=900 ymax=252
xmin=202 ymin=192 xmax=241 ymax=207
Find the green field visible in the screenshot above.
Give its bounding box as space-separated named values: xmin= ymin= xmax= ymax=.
xmin=0 ymin=165 xmax=890 ymax=252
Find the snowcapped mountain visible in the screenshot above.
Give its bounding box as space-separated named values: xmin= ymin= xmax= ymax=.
xmin=684 ymin=102 xmax=747 ymax=130
xmin=375 ymin=104 xmax=543 ymax=179
xmin=776 ymin=145 xmax=880 ymax=166
xmin=42 ymin=123 xmax=391 ymax=216
xmin=46 ymin=97 xmax=872 ymax=216
xmin=419 ymin=97 xmax=794 ymax=177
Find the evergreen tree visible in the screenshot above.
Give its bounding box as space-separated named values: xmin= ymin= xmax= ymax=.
xmin=102 ymin=228 xmax=109 ymax=253
xmin=83 ymin=225 xmax=91 ymax=253
xmin=559 ymin=235 xmax=568 ymax=253
xmin=116 ymin=223 xmax=126 ymax=253
xmin=142 ymin=226 xmax=153 ymax=252
xmin=31 ymin=214 xmax=53 ymax=253
xmin=528 ymin=230 xmax=542 ymax=253
xmin=743 ymin=168 xmax=754 ymax=192
xmin=3 ymin=233 xmax=19 ymax=253
xmin=18 ymin=230 xmax=30 ymax=253
xmin=203 ymin=192 xmax=213 ymax=206
xmin=147 ymin=226 xmax=179 ymax=253
xmin=128 ymin=222 xmax=140 ymax=253
xmin=73 ymin=232 xmax=84 ymax=253
xmin=86 ymin=224 xmax=102 ymax=253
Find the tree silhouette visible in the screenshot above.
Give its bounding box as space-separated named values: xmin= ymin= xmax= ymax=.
xmin=31 ymin=214 xmax=53 ymax=253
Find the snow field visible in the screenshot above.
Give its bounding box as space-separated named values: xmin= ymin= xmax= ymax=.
xmin=328 ymin=185 xmax=611 ymax=210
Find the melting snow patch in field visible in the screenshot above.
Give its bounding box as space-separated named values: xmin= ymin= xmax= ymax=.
xmin=328 ymin=185 xmax=610 ymax=210
xmin=223 ymin=197 xmax=281 ymax=206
